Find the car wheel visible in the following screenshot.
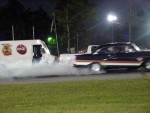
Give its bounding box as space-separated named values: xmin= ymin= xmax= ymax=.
xmin=90 ymin=63 xmax=102 ymax=73
xmin=144 ymin=60 xmax=150 ymax=71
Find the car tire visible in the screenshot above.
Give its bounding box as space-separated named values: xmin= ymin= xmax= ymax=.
xmin=90 ymin=63 xmax=102 ymax=73
xmin=144 ymin=60 xmax=150 ymax=71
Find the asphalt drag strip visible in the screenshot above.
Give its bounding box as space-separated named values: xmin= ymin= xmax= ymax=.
xmin=0 ymin=69 xmax=150 ymax=84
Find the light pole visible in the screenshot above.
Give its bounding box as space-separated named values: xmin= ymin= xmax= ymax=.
xmin=128 ymin=0 xmax=132 ymax=42
xmin=12 ymin=25 xmax=14 ymax=40
xmin=107 ymin=14 xmax=117 ymax=42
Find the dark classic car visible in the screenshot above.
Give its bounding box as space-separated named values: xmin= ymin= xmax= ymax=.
xmin=74 ymin=42 xmax=150 ymax=72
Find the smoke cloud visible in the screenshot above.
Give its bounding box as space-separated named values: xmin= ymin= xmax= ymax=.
xmin=0 ymin=62 xmax=98 ymax=81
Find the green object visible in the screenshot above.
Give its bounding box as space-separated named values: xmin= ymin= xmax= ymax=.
xmin=0 ymin=78 xmax=149 ymax=113
xmin=47 ymin=37 xmax=52 ymax=42
xmin=47 ymin=36 xmax=56 ymax=45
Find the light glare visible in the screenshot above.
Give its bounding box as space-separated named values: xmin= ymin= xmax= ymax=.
xmin=107 ymin=14 xmax=117 ymax=22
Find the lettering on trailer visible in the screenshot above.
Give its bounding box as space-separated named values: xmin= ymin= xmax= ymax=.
xmin=16 ymin=44 xmax=27 ymax=55
xmin=1 ymin=44 xmax=12 ymax=56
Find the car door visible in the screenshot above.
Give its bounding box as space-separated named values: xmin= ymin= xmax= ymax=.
xmin=94 ymin=46 xmax=118 ymax=67
xmin=110 ymin=45 xmax=142 ymax=68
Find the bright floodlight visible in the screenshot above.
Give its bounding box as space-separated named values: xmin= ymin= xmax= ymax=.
xmin=107 ymin=14 xmax=117 ymax=22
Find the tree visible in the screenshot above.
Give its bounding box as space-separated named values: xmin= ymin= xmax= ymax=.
xmin=0 ymin=0 xmax=25 ymax=40
xmin=33 ymin=6 xmax=51 ymax=40
xmin=0 ymin=0 xmax=52 ymax=42
xmin=54 ymin=0 xmax=96 ymax=53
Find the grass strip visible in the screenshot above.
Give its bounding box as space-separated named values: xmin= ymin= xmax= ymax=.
xmin=0 ymin=78 xmax=150 ymax=113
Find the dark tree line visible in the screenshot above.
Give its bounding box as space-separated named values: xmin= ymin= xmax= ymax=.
xmin=0 ymin=0 xmax=51 ymax=42
xmin=0 ymin=0 xmax=97 ymax=54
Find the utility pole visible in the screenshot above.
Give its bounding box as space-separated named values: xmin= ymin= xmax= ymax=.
xmin=128 ymin=0 xmax=132 ymax=42
xmin=76 ymin=33 xmax=79 ymax=52
xmin=12 ymin=25 xmax=14 ymax=40
xmin=53 ymin=12 xmax=60 ymax=56
xmin=66 ymin=3 xmax=70 ymax=53
xmin=33 ymin=26 xmax=35 ymax=39
xmin=112 ymin=21 xmax=114 ymax=42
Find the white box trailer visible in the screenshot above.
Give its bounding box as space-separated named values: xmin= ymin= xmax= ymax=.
xmin=0 ymin=39 xmax=56 ymax=67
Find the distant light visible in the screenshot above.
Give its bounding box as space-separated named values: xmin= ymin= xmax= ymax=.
xmin=107 ymin=14 xmax=117 ymax=22
xmin=47 ymin=36 xmax=56 ymax=45
xmin=47 ymin=37 xmax=52 ymax=42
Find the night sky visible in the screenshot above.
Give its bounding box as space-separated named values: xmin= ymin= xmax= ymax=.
xmin=0 ymin=0 xmax=149 ymax=12
xmin=0 ymin=0 xmax=149 ymax=22
xmin=0 ymin=0 xmax=55 ymax=13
